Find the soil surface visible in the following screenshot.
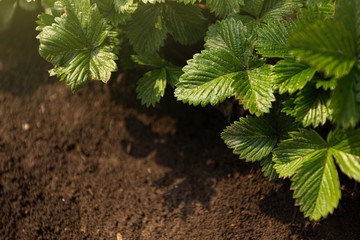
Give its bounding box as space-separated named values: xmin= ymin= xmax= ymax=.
xmin=1 ymin=9 xmax=360 ymax=240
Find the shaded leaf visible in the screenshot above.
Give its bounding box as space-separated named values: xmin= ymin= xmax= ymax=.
xmin=256 ymin=20 xmax=296 ymax=58
xmin=289 ymin=19 xmax=356 ymax=78
xmin=273 ymin=59 xmax=316 ymax=94
xmin=136 ymin=68 xmax=167 ymax=107
xmin=164 ymin=2 xmax=207 ymax=45
xmin=206 ymin=0 xmax=244 ymax=16
xmin=127 ymin=4 xmax=167 ymax=52
xmin=222 ymin=115 xmax=278 ymax=162
xmin=328 ymin=129 xmax=360 ymax=182
xmin=329 ymin=68 xmax=360 ymax=128
xmin=335 ymin=0 xmax=360 ymax=54
xmin=242 ymin=0 xmax=301 ymax=22
xmin=260 ymin=154 xmax=278 ymax=182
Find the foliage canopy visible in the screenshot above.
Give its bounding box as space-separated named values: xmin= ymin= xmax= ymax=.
xmin=17 ymin=0 xmax=359 ymax=221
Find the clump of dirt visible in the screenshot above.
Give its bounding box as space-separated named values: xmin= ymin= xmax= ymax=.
xmin=1 ymin=9 xmax=360 ymax=240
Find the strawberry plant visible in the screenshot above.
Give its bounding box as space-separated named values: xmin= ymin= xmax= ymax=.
xmin=35 ymin=0 xmax=360 ymax=221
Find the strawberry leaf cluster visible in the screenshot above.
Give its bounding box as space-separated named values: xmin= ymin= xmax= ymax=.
xmin=36 ymin=0 xmax=360 ymax=221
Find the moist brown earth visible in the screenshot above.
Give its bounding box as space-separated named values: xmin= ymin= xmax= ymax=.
xmin=1 ymin=9 xmax=360 ymax=240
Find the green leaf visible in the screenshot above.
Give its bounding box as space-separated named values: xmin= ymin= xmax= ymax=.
xmin=273 ymin=59 xmax=316 ymax=94
xmin=176 ymin=18 xmax=252 ymax=107
xmin=232 ymin=64 xmax=275 ymax=116
xmin=256 ymin=20 xmax=297 ymax=58
xmin=296 ymin=3 xmax=334 ymax=27
xmin=114 ymin=0 xmax=133 ymax=12
xmin=228 ymin=14 xmax=262 ymax=34
xmin=37 ymin=0 xmax=118 ymax=92
xmin=286 ymin=84 xmax=332 ymax=127
xmin=176 ymin=0 xmax=198 ymax=4
xmin=136 ymin=68 xmax=167 ymax=107
xmin=289 ymin=19 xmax=356 ymax=78
xmin=222 ymin=100 xmax=296 ymax=161
xmin=141 ymin=0 xmax=165 ymax=3
xmin=163 ymin=2 xmax=207 ymax=45
xmin=222 ymin=115 xmax=279 ymax=162
xmin=274 ymin=130 xmax=326 ymax=178
xmin=93 ymin=0 xmax=136 ymax=26
xmin=206 ymin=0 xmax=244 ymax=16
xmin=133 ymin=52 xmax=182 ymax=105
xmin=205 ymin=18 xmax=254 ymax=66
xmin=328 ymin=129 xmax=360 ymax=182
xmin=175 ymin=48 xmax=242 ymax=106
xmin=222 ymin=103 xmax=295 ymax=179
xmin=241 ymin=0 xmax=302 ymax=22
xmin=274 ymin=130 xmax=338 ymax=221
xmin=335 ymin=0 xmax=360 ymax=54
xmin=260 ymin=0 xmax=302 ymax=22
xmin=127 ymin=2 xmax=206 ymax=52
xmin=304 ymin=0 xmax=334 ymax=6
xmin=132 ymin=52 xmax=163 ymax=67
xmin=275 ymin=129 xmax=360 ymax=220
xmin=241 ymin=0 xmax=264 ymax=17
xmin=329 ymin=68 xmax=360 ymax=128
xmin=176 ymin=18 xmax=275 ymax=113
xmin=292 ymin=148 xmax=340 ymax=221
xmin=127 ymin=4 xmax=167 ymax=52
xmin=36 ymin=13 xmax=56 ymax=32
xmin=165 ymin=64 xmax=182 ymax=87
xmin=260 ymin=154 xmax=278 ymax=182
xmin=315 ymin=76 xmax=337 ymax=90
xmin=175 ymin=19 xmax=275 ymax=112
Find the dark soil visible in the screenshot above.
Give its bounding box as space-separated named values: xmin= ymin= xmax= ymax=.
xmin=1 ymin=9 xmax=360 ymax=240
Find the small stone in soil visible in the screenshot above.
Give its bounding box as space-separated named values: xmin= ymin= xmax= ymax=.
xmin=117 ymin=232 xmax=123 ymax=240
xmin=22 ymin=123 xmax=30 ymax=131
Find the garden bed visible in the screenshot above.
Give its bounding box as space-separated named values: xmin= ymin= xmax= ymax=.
xmin=0 ymin=10 xmax=360 ymax=240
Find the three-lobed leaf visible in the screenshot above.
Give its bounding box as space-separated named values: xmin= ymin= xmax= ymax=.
xmin=176 ymin=18 xmax=275 ymax=115
xmin=37 ymin=0 xmax=118 ymax=92
xmin=274 ymin=129 xmax=360 ymax=220
xmin=222 ymin=104 xmax=296 ymax=181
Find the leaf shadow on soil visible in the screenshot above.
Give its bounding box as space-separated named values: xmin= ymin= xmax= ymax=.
xmin=121 ymin=110 xmax=251 ymax=220
xmin=258 ymin=172 xmax=360 ymax=240
xmin=111 ymin=73 xmax=360 ymax=237
xmin=110 ymin=75 xmax=253 ymax=219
